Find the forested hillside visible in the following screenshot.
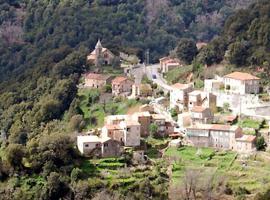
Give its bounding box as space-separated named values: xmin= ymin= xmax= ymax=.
xmin=196 ymin=0 xmax=270 ymax=69
xmin=0 ymin=0 xmax=257 ymax=199
xmin=0 ymin=0 xmax=255 ymax=143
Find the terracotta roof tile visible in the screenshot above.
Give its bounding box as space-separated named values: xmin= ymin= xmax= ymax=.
xmin=224 ymin=72 xmax=260 ymax=81
xmin=112 ymin=76 xmax=130 ymax=84
xmin=191 ymin=106 xmax=207 ymax=113
xmin=236 ymin=135 xmax=256 ymax=143
xmin=171 ymin=83 xmax=190 ymax=90
xmin=105 ymin=124 xmax=122 ymax=130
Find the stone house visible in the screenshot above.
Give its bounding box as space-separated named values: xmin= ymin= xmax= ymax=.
xmin=112 ymin=76 xmax=134 ymax=96
xmin=235 ymin=135 xmax=256 ymax=153
xmin=105 ymin=115 xmax=127 ymax=125
xmin=224 ymin=72 xmax=260 ymax=95
xmin=87 ymin=40 xmax=115 ymax=67
xmin=84 ymin=73 xmax=112 ymax=89
xmin=165 ymin=121 xmax=174 ymax=136
xmin=132 ymin=112 xmax=151 ymax=137
xmin=188 ymin=90 xmax=216 ymax=113
xmin=77 ymin=135 xmax=121 ymax=157
xmin=151 ymin=114 xmax=166 ymax=137
xmin=102 ymin=118 xmax=141 ymax=147
xmin=170 ymin=83 xmax=193 ymax=110
xmin=102 ymin=124 xmax=125 ymax=145
xmin=159 ymin=57 xmax=182 ymax=73
xmin=190 ymin=106 xmax=213 ymax=124
xmin=186 ymin=124 xmax=256 ymax=152
xmin=120 ymin=120 xmax=141 ymax=147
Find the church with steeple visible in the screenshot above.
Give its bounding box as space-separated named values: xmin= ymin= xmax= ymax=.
xmin=87 ymin=39 xmax=115 ymax=67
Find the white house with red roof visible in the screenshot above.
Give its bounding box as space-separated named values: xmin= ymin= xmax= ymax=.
xmin=224 ymin=72 xmax=260 ymax=95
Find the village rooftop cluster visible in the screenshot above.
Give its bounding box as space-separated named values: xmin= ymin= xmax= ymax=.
xmin=76 ymin=40 xmax=269 ymax=158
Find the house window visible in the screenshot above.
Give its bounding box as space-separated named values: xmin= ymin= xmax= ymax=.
xmin=95 ymin=144 xmax=99 ymax=147
xmin=104 ymin=143 xmax=108 ymax=147
xmin=85 ymin=144 xmax=89 ymax=148
xmin=127 ymin=128 xmax=130 ymax=132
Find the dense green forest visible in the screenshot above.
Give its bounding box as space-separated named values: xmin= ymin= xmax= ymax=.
xmin=196 ymin=0 xmax=270 ymax=69
xmin=0 ymin=0 xmax=260 ymax=199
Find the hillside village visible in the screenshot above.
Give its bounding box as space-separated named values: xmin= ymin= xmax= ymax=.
xmin=4 ymin=0 xmax=270 ymax=199
xmin=77 ymin=40 xmax=270 ymax=160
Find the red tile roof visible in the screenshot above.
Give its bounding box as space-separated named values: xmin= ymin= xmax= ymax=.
xmin=191 ymin=106 xmax=207 ymax=113
xmin=210 ymin=124 xmax=231 ymax=131
xmin=236 ymin=135 xmax=256 ymax=143
xmin=224 ymin=72 xmax=260 ymax=81
xmin=85 ymin=73 xmax=110 ymax=80
xmin=171 ymin=83 xmax=190 ymax=90
xmin=105 ymin=124 xmax=121 ymax=130
xmin=112 ymin=76 xmax=129 ymax=84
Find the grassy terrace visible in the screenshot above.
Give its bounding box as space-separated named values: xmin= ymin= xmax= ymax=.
xmin=165 ymin=146 xmax=270 ymax=194
xmin=80 ymin=157 xmax=168 ymax=194
xmin=165 ymin=147 xmax=236 ymax=184
xmin=78 ymin=88 xmax=141 ymax=129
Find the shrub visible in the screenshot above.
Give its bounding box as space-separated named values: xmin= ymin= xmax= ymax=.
xmin=256 ymin=136 xmax=267 ymax=151
xmin=234 ymin=186 xmax=250 ymax=196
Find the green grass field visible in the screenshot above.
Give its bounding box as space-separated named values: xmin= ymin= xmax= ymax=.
xmin=165 ymin=147 xmax=236 ymax=184
xmin=165 ymin=146 xmax=270 ymax=194
xmin=78 ymin=88 xmax=141 ymax=129
xmin=80 ymin=157 xmax=168 ymax=192
xmin=164 ymin=65 xmax=193 ymax=84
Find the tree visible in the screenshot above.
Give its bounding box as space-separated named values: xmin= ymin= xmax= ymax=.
xmin=176 ymin=38 xmax=198 ymax=64
xmin=227 ymin=40 xmax=250 ymax=66
xmin=42 ymin=172 xmax=70 ymax=200
xmin=70 ymin=168 xmax=83 ymax=182
xmin=256 ymin=136 xmax=266 ymax=151
xmin=6 ymin=144 xmax=26 ymax=169
xmin=149 ymin=123 xmax=159 ymax=138
xmin=69 ymin=115 xmax=85 ymax=132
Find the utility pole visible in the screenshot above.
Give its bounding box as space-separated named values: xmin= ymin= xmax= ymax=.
xmin=145 ymin=49 xmax=150 ymax=66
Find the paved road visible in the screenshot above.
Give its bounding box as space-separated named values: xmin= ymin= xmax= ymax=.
xmin=130 ymin=63 xmax=172 ymax=92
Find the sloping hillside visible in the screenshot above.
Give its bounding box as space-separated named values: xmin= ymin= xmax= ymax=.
xmin=196 ymin=0 xmax=270 ymax=68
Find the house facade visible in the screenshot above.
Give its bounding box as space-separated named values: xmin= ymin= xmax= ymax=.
xmin=190 ymin=106 xmax=213 ymax=124
xmin=132 ymin=112 xmax=151 ymax=137
xmin=224 ymin=72 xmax=260 ymax=95
xmin=102 ymin=115 xmax=141 ymax=147
xmin=84 ymin=73 xmax=111 ymax=88
xmin=159 ymin=57 xmax=182 ymax=73
xmin=188 ymin=90 xmax=216 ymax=113
xmin=112 ymin=76 xmax=134 ymax=96
xmin=77 ymin=135 xmax=121 ymax=157
xmin=170 ymin=83 xmax=193 ymax=110
xmin=87 ymin=40 xmax=115 ymax=67
xmin=151 ymin=114 xmax=166 ymax=137
xmin=186 ymin=124 xmax=256 ymax=152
